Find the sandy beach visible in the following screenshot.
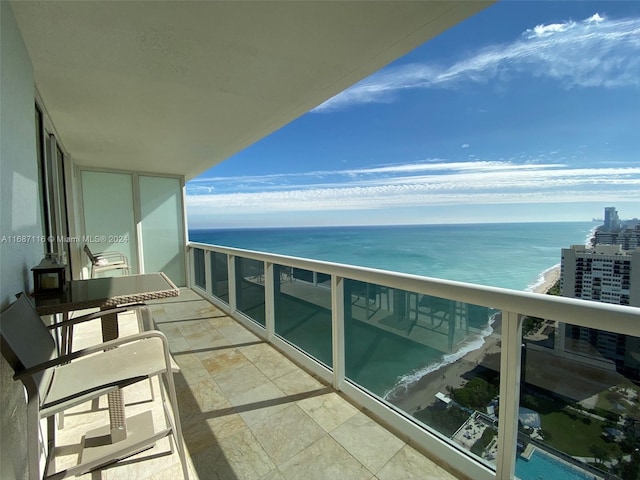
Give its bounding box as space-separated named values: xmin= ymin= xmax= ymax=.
xmin=389 ymin=265 xmax=561 ymax=415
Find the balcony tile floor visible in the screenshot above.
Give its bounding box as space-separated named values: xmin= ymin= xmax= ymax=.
xmin=52 ymin=288 xmax=459 ymax=480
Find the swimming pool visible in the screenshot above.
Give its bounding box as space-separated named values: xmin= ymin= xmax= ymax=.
xmin=515 ymin=448 xmax=596 ymax=480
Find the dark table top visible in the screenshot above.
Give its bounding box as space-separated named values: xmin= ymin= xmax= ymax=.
xmin=34 ymin=272 xmax=179 ymax=315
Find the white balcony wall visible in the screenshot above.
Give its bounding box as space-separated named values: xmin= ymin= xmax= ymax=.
xmin=139 ymin=175 xmax=186 ymax=286
xmin=0 ymin=3 xmax=40 ymax=478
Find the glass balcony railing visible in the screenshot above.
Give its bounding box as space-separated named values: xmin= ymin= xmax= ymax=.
xmin=235 ymin=256 xmax=265 ymax=326
xmin=210 ymin=251 xmax=229 ymax=304
xmin=274 ymin=265 xmax=333 ymax=367
xmin=187 ymin=241 xmax=640 ymax=480
xmin=193 ymin=247 xmax=206 ymax=289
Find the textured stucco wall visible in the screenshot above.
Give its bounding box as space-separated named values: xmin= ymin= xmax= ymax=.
xmin=1 ymin=2 xmax=41 ymax=479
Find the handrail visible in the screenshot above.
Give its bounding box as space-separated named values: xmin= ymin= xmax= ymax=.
xmin=188 ymin=241 xmax=639 ymax=336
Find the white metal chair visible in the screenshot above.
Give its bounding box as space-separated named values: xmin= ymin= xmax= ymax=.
xmin=0 ymin=294 xmax=189 ymax=480
xmin=84 ymin=244 xmax=131 ymax=278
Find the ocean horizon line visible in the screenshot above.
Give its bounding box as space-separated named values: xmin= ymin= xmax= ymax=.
xmin=189 ymin=219 xmax=596 ymax=232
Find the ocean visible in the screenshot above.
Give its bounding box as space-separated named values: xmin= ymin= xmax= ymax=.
xmin=189 ymin=221 xmax=595 ymax=398
xmin=189 ymin=222 xmax=595 ymax=291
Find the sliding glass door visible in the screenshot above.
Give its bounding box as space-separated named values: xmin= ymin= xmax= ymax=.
xmin=80 ymin=170 xmax=186 ymax=285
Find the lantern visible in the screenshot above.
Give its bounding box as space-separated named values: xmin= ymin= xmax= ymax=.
xmin=32 ymin=254 xmax=66 ymax=295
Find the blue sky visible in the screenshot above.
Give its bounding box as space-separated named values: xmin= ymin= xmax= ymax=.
xmin=187 ymin=1 xmax=640 ymax=229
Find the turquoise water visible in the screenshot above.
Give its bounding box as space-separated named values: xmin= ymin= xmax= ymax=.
xmin=516 ymin=448 xmax=595 ymax=480
xmin=190 ymin=222 xmax=594 ymax=291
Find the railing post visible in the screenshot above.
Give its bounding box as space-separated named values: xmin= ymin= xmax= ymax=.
xmin=265 ymin=261 xmax=275 ymax=342
xmin=332 ymin=275 xmax=345 ymax=390
xmin=496 ymin=310 xmax=523 ymax=480
xmin=204 ymin=250 xmax=212 ymax=297
xmin=228 ymin=254 xmax=237 ymax=312
xmin=187 ymin=247 xmax=194 ymax=289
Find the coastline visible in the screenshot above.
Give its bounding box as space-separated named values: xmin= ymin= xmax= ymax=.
xmin=390 ymin=265 xmax=561 ymax=416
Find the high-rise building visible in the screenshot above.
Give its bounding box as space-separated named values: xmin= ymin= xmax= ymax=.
xmin=603 ymin=206 xmax=620 ymax=232
xmin=559 ymin=244 xmax=640 ymax=375
xmin=594 ymin=224 xmax=640 ymax=250
xmin=561 ymin=245 xmax=637 ymax=306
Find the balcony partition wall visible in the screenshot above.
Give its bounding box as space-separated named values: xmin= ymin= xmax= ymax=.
xmin=79 ymin=170 xmax=186 ymax=285
xmin=188 ymin=242 xmax=640 ymax=480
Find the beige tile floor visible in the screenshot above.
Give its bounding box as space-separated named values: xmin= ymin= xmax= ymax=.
xmin=51 ymin=288 xmax=460 ymax=480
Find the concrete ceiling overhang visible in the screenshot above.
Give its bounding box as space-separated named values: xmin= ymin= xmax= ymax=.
xmin=11 ymin=1 xmax=492 ymax=180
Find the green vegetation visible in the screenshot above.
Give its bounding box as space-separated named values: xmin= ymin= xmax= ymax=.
xmin=595 ymin=385 xmax=640 ymax=424
xmin=471 ymin=427 xmax=496 ymax=456
xmin=417 ymin=369 xmax=638 ymax=475
xmin=539 ymin=409 xmax=610 ymax=456
xmin=522 ymin=389 xmax=614 ymax=456
xmin=414 ymin=404 xmax=469 ymax=437
xmin=546 ymin=280 xmax=561 ymax=296
xmin=616 ymin=451 xmax=640 ymax=480
xmin=521 ymin=392 xmax=567 ymax=414
xmin=449 ymin=377 xmax=498 ymax=411
xmin=522 ymin=316 xmax=544 ymax=336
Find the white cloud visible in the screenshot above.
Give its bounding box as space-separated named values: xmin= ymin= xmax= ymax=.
xmin=461 ymin=143 xmax=470 ymax=149
xmin=187 ymin=161 xmax=640 ymax=215
xmin=313 ymin=13 xmax=640 ymax=112
xmin=186 ymin=160 xmax=569 ymax=195
xmin=524 ymin=21 xmax=575 ymax=39
xmin=587 ymin=13 xmax=605 ymax=24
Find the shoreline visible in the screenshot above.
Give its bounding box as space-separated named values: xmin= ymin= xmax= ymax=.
xmin=389 ymin=265 xmax=561 ymax=415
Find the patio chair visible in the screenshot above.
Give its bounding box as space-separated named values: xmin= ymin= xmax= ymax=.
xmin=84 ymin=244 xmax=131 ymax=278
xmin=0 ymin=294 xmax=189 ymax=480
xmin=53 ymin=303 xmax=156 ymax=429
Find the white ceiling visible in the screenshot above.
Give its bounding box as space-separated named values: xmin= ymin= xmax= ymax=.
xmin=12 ymin=1 xmax=491 ymax=180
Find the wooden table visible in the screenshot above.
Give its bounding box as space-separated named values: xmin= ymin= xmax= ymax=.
xmin=34 ymin=272 xmax=179 ymax=449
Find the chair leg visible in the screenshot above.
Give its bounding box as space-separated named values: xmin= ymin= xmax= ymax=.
xmin=163 ymin=371 xmax=189 ymax=479
xmin=136 ymin=306 xmax=156 ymax=402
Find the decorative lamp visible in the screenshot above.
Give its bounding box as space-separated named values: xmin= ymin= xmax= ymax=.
xmin=32 ymin=253 xmax=66 ymax=295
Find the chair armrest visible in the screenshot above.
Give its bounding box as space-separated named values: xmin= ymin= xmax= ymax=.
xmin=14 ymin=330 xmax=171 ymax=381
xmin=46 ymin=304 xmax=149 ymax=331
xmin=95 ymin=251 xmax=129 ymax=263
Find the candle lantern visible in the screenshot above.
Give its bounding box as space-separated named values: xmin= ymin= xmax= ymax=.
xmin=32 ymin=254 xmax=66 ymax=295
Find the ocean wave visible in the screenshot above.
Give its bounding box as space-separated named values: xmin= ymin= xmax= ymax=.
xmin=585 ymin=225 xmax=598 ymax=247
xmin=383 ymin=314 xmax=496 ymax=401
xmin=525 ymin=263 xmax=560 ymax=293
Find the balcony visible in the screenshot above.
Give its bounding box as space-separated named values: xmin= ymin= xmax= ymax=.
xmin=46 ymin=243 xmax=640 ymax=480
xmin=2 ymin=2 xmax=640 ymax=479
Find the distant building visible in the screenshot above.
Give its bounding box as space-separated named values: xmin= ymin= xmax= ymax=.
xmin=603 ymin=206 xmax=621 ymax=232
xmin=559 ymin=244 xmax=640 ymax=375
xmin=593 ymin=224 xmax=640 ymax=250
xmin=593 ymin=206 xmax=640 ymax=249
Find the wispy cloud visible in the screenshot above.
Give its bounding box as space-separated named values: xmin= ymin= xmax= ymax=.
xmin=187 ymin=160 xmax=568 ymax=194
xmin=313 ymin=13 xmax=640 ymax=112
xmin=187 ymin=160 xmax=640 ymax=215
